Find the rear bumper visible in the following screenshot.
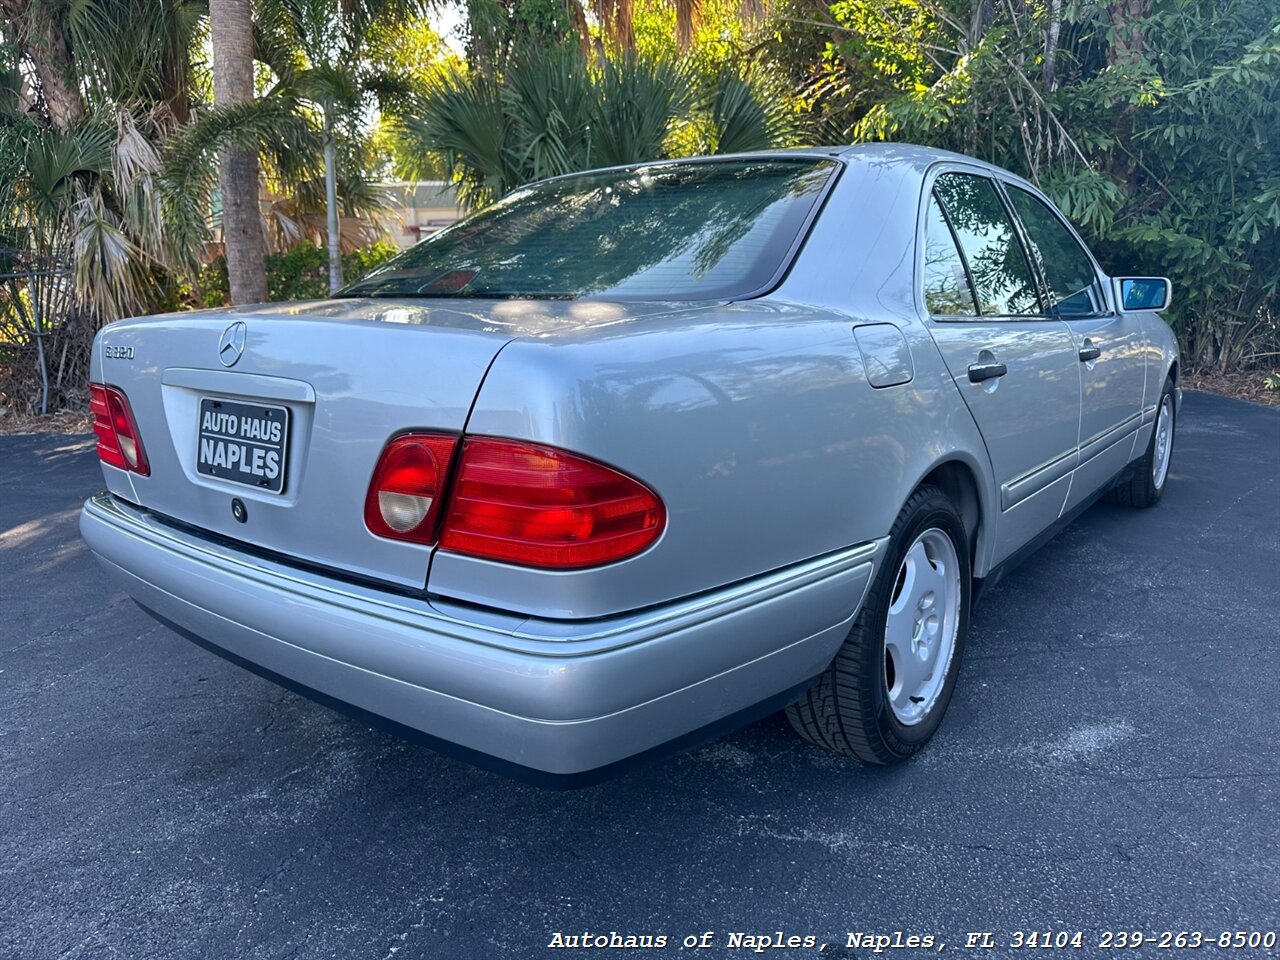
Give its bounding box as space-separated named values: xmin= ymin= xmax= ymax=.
xmin=80 ymin=493 xmax=880 ymax=780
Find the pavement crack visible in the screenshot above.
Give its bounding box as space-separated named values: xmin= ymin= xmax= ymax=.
xmin=253 ymin=847 xmax=307 ymax=897
xmin=734 ymin=817 xmax=1080 ymax=863
xmin=256 ymin=695 xmax=291 ymax=735
xmin=381 ymin=887 xmax=448 ymax=960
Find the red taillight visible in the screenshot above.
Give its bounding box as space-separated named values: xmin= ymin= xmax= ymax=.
xmin=90 ymin=383 xmax=149 ymax=475
xmin=365 ymin=433 xmax=666 ymax=568
xmin=438 ymin=438 xmax=665 ymax=569
xmin=363 ymin=433 xmax=460 ymax=544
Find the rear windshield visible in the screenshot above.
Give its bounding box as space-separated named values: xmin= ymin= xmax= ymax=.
xmin=340 ymin=158 xmax=837 ymax=301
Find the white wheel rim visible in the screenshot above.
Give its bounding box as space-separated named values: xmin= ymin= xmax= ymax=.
xmin=884 ymin=527 xmax=961 ymax=726
xmin=1153 ymin=395 xmax=1173 ymax=490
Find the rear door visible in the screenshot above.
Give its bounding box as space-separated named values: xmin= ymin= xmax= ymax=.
xmin=1002 ymin=183 xmax=1147 ymax=509
xmin=920 ymin=171 xmax=1082 ymax=567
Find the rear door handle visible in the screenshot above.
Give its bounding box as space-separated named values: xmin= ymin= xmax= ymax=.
xmin=968 ymin=361 xmax=1007 ymax=383
xmin=1078 ymin=342 xmax=1101 ymax=362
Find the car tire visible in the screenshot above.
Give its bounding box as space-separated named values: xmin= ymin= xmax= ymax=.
xmin=786 ymin=484 xmax=971 ymax=765
xmin=1104 ymin=376 xmax=1176 ymax=508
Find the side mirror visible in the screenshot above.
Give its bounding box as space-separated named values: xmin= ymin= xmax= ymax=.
xmin=1114 ymin=277 xmax=1171 ymax=312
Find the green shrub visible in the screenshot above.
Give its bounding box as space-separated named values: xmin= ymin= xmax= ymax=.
xmin=198 ymin=241 xmax=401 ymax=307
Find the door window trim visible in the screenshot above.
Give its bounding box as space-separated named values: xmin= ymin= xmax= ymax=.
xmin=916 ymin=163 xmax=1115 ymax=323
xmin=918 ymin=167 xmax=1046 ymax=322
xmin=994 ymin=177 xmax=1115 ymax=320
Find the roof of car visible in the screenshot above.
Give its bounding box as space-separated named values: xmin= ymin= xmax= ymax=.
xmin=521 ymin=144 xmax=1024 ymax=194
xmin=733 ymin=142 xmax=1011 ymax=173
xmin=837 ymin=142 xmax=1000 ymax=166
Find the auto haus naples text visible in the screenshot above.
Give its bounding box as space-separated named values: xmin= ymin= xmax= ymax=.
xmin=199 ymin=409 xmax=282 ymax=482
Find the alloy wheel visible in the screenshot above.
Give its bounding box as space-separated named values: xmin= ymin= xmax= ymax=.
xmin=884 ymin=528 xmax=961 ymax=726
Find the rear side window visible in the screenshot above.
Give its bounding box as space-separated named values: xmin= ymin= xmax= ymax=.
xmin=1006 ymin=186 xmax=1105 ymax=316
xmin=933 ymin=174 xmax=1040 ymax=316
xmin=340 ymin=159 xmax=837 ymax=301
xmin=923 ymin=196 xmax=978 ymax=316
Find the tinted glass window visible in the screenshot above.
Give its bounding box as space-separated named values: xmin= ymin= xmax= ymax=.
xmin=1006 ymin=186 xmax=1104 ymax=316
xmin=933 ymin=174 xmax=1040 ymax=316
xmin=923 ymin=196 xmax=977 ymax=315
xmin=340 ymin=159 xmax=836 ymax=301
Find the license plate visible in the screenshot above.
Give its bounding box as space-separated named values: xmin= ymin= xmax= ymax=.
xmin=196 ymin=398 xmax=289 ymax=493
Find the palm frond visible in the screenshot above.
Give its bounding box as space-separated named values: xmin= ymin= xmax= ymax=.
xmin=71 ymin=190 xmax=156 ymax=320
xmin=294 ymin=63 xmax=365 ymax=113
xmin=165 ymin=95 xmax=308 ymax=195
xmin=590 ymin=53 xmax=693 ymax=167
xmin=64 ymin=0 xmax=202 ymax=114
xmin=253 ymin=9 xmax=308 ymax=86
xmin=594 ymin=0 xmax=636 ymax=51
xmin=398 ymin=66 xmax=512 ymax=206
xmin=672 ymin=0 xmax=701 ymax=50
xmin=705 ymin=64 xmax=803 ymax=154
xmin=23 ymin=115 xmax=114 ymax=222
xmin=503 ymin=44 xmax=595 ymax=180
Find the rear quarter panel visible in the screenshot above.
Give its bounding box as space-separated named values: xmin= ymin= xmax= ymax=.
xmin=435 ymin=295 xmax=992 ymax=618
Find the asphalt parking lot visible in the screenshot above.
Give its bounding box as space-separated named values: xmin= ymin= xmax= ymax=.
xmin=1 ymin=390 xmax=1277 ymax=959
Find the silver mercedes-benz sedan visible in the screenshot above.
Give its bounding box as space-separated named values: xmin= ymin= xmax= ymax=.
xmin=80 ymin=144 xmax=1179 ymax=784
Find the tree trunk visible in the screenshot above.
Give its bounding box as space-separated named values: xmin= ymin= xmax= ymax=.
xmin=1108 ymin=0 xmax=1148 ymax=65
xmin=324 ymin=128 xmax=343 ymax=295
xmin=209 ymin=0 xmax=267 ymax=305
xmin=965 ymin=0 xmax=993 ymax=52
xmin=1044 ymin=0 xmax=1062 ymax=91
xmin=0 ymin=0 xmax=87 ymax=133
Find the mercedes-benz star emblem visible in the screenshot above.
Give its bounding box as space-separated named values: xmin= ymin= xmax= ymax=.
xmin=218 ymin=321 xmax=247 ymax=367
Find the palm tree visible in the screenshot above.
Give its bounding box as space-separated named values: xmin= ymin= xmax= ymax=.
xmin=210 ymin=0 xmax=269 ymax=304
xmin=400 ymin=43 xmax=802 ymax=208
xmin=252 ymin=0 xmax=424 ymax=293
xmin=0 ymin=107 xmax=207 ymax=410
xmin=0 ymin=0 xmax=210 ymax=411
xmin=0 ymin=0 xmax=87 ymax=133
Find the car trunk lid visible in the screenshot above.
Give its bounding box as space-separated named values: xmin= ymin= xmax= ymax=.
xmin=93 ymin=297 xmax=673 ymax=588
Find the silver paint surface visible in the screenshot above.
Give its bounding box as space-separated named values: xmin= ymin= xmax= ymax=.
xmin=81 ymin=492 xmax=876 ymax=773
xmin=82 ymin=143 xmax=1180 ymax=772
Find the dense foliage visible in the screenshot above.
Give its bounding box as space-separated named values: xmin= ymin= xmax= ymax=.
xmin=0 ymin=1 xmax=209 ymax=412
xmin=771 ymin=0 xmax=1279 ymax=372
xmin=397 ymin=44 xmax=801 ymax=206
xmin=1 ymin=0 xmax=1276 ymax=414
